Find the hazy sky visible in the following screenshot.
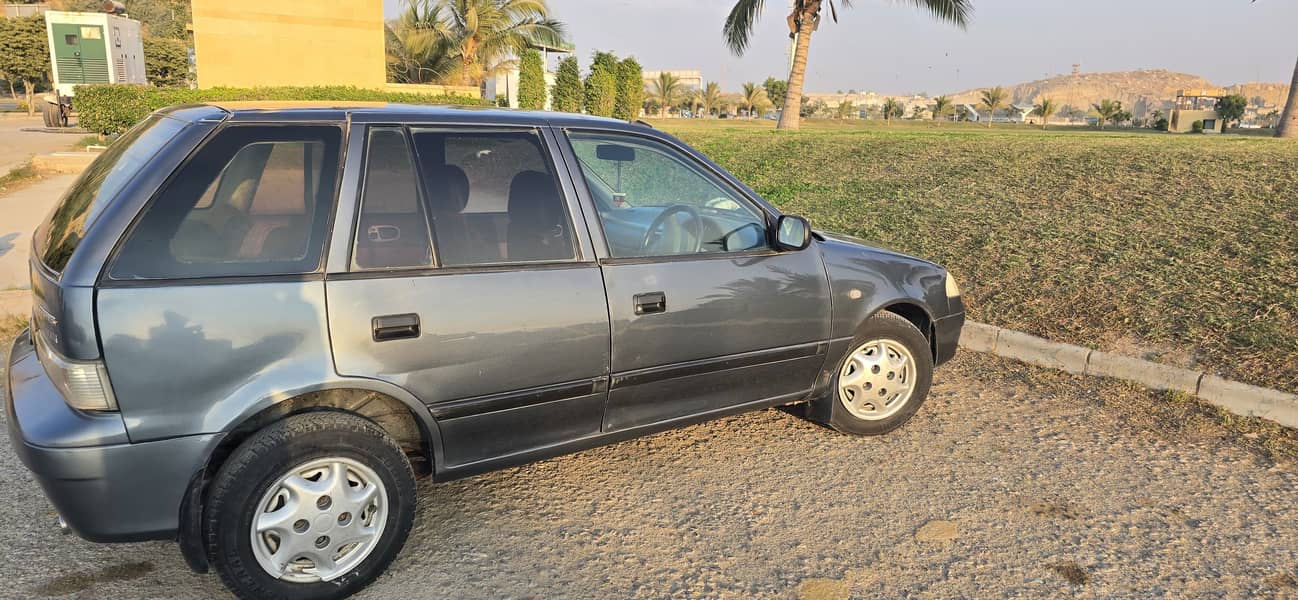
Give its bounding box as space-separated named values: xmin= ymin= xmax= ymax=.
xmin=383 ymin=0 xmax=1297 ymax=94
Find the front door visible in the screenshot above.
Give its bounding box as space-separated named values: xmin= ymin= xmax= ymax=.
xmin=326 ymin=124 xmax=610 ymax=469
xmin=562 ymin=130 xmax=832 ymax=431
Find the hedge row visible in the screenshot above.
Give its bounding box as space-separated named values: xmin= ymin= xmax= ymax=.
xmin=73 ymin=85 xmax=486 ymax=135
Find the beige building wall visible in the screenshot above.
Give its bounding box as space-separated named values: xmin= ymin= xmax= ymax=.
xmin=192 ymin=0 xmax=385 ymax=89
xmin=1169 ymin=109 xmax=1224 ymax=134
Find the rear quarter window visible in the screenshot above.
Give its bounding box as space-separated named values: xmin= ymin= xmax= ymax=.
xmin=35 ymin=115 xmax=189 ymax=273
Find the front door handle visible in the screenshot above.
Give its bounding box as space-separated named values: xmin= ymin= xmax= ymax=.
xmin=633 ymin=292 xmax=667 ymax=315
xmin=372 ymin=313 xmax=420 ymax=342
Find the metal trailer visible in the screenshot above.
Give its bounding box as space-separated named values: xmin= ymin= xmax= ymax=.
xmin=40 ymin=7 xmax=146 ymax=127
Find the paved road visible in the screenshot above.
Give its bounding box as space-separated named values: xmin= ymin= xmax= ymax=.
xmin=0 ymin=175 xmax=77 ymax=293
xmin=0 ymin=117 xmax=79 ymax=177
xmin=1 ymin=354 xmax=1295 ymax=598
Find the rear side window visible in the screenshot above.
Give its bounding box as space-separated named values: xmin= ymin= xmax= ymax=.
xmin=353 ymin=127 xmax=433 ymax=270
xmin=36 ymin=115 xmax=187 ymax=273
xmin=108 ymin=125 xmax=342 ymax=280
xmin=409 ymin=128 xmax=574 ymax=265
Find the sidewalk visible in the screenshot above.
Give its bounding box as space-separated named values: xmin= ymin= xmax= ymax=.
xmin=0 ymin=175 xmax=77 ymax=302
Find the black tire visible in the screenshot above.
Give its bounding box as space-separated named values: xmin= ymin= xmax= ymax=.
xmin=205 ymin=412 xmax=417 ymax=600
xmin=817 ymin=311 xmax=934 ymax=436
xmin=41 ymin=101 xmax=58 ymax=128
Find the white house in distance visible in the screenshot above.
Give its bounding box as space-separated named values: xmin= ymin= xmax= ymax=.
xmin=642 ymin=69 xmax=704 ymax=92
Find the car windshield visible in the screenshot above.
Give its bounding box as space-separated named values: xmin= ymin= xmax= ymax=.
xmin=34 ymin=115 xmax=188 ymax=274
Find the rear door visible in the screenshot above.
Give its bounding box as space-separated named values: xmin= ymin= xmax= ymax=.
xmin=326 ymin=123 xmax=610 ymax=470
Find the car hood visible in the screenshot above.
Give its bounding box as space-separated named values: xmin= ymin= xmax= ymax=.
xmin=813 ymin=229 xmax=941 ymax=270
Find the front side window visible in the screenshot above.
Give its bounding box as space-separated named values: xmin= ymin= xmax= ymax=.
xmin=568 ymin=131 xmax=769 ymax=259
xmin=410 ymin=127 xmax=575 ymax=266
xmin=108 ymin=125 xmax=341 ymax=280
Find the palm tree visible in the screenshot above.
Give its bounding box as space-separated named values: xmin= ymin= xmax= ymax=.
xmin=685 ymin=90 xmax=704 ymax=118
xmin=931 ymin=95 xmax=953 ymax=124
xmin=1092 ymin=99 xmax=1123 ymax=130
xmin=1031 ymin=97 xmax=1056 ymax=130
xmin=979 ymin=86 xmax=1006 ymax=128
xmin=723 ymin=0 xmax=972 ymax=130
xmin=440 ymin=0 xmax=565 ymax=87
xmin=386 ymin=0 xmax=458 ymax=84
xmin=910 ymin=104 xmax=926 ymax=120
xmin=701 ymin=81 xmax=722 ymax=117
xmin=649 ymin=71 xmax=683 ymax=117
xmin=881 ymin=98 xmax=904 ymax=123
xmin=740 ymin=82 xmax=769 ymax=118
xmin=836 ymin=100 xmax=855 ymax=121
xmin=1277 ymin=56 xmax=1298 ymax=138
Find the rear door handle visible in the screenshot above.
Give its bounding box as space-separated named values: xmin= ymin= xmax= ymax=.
xmin=633 ymin=292 xmax=666 ymax=315
xmin=372 ymin=313 xmax=420 ymax=342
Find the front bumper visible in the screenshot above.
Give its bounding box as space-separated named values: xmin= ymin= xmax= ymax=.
xmin=6 ymin=329 xmax=220 ymax=542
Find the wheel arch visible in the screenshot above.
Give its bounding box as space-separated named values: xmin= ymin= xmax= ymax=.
xmin=177 ymin=379 xmax=441 ymax=573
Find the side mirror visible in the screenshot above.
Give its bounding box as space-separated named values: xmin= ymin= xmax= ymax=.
xmin=773 ymin=215 xmax=811 ymax=251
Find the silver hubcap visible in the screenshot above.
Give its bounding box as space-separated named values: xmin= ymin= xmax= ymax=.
xmin=838 ymin=338 xmax=917 ymax=420
xmin=250 ymin=457 xmax=387 ymax=583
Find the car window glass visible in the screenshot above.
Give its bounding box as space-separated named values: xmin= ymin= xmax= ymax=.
xmin=410 ymin=128 xmax=575 ymax=266
xmin=353 ymin=127 xmax=433 ymax=270
xmin=108 ymin=125 xmax=341 ymax=280
xmin=568 ymin=132 xmax=768 ymax=259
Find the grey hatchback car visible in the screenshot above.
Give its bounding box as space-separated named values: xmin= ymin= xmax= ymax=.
xmin=6 ymin=104 xmax=963 ymax=599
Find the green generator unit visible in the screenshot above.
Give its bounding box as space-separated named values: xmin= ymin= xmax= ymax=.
xmin=41 ymin=8 xmax=146 ymax=127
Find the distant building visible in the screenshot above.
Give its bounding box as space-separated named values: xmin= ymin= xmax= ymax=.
xmin=643 ymin=70 xmax=703 ymax=91
xmin=1168 ymin=89 xmax=1225 ymax=134
xmin=4 ymin=2 xmax=49 ymax=17
xmin=485 ymin=41 xmax=574 ymax=110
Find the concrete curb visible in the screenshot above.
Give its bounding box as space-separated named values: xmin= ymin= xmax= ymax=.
xmin=31 ymin=152 xmax=97 ymax=174
xmin=958 ymin=320 xmax=1298 ymax=429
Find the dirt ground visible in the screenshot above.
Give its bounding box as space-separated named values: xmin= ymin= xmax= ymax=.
xmin=1 ymin=352 xmax=1296 ymax=599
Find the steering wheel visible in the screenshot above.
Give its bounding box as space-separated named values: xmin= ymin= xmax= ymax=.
xmin=641 ymin=204 xmax=703 ymax=255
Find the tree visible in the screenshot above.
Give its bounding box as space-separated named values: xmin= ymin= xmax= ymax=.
xmin=646 ymin=71 xmax=683 ymax=118
xmin=550 ymin=55 xmax=583 ymax=112
xmin=143 ymin=36 xmax=189 ymax=87
xmin=910 ymin=104 xmax=926 ymax=120
xmin=1092 ymin=99 xmax=1123 ymax=129
xmin=763 ymin=76 xmax=787 ymax=108
xmin=516 ymin=48 xmax=545 ymax=109
xmin=979 ymin=86 xmax=1006 ymax=128
xmin=0 ymin=15 xmax=49 ymax=116
xmin=1262 ymin=109 xmax=1280 ymax=129
xmin=1031 ymin=97 xmax=1056 ymax=130
xmin=440 ymin=0 xmax=565 ymax=86
xmin=880 ymin=98 xmax=904 ymax=123
xmin=701 ymin=81 xmax=722 ymax=117
xmin=385 ymin=0 xmax=458 ymax=84
xmin=931 ymin=95 xmax=953 ymax=124
xmin=583 ymin=51 xmax=618 ymax=117
xmin=613 ymin=57 xmax=644 ymax=121
xmin=724 ymin=0 xmax=971 ymax=130
xmin=63 ymin=0 xmax=191 ymax=40
xmin=1276 ymin=56 xmax=1297 ymax=138
xmin=836 ymin=100 xmax=855 ymax=120
xmin=1214 ymin=93 xmax=1247 ymax=129
xmin=740 ymin=82 xmax=769 ymax=118
xmin=683 ymin=90 xmax=704 ymax=118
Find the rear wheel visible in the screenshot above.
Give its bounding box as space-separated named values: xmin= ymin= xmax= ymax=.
xmin=206 ymin=412 xmax=416 ymax=600
xmin=819 ymin=311 xmax=934 ymax=435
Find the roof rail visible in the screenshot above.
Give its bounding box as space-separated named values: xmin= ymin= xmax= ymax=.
xmin=633 ymin=119 xmax=655 ymax=129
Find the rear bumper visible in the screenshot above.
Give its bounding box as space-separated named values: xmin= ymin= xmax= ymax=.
xmin=933 ymin=311 xmax=964 ymax=367
xmin=6 ymin=329 xmax=220 ymax=542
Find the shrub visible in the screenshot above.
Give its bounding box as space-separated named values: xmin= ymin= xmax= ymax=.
xmin=1192 ymin=119 xmax=1204 ymax=134
xmin=1153 ymin=117 xmax=1169 ymax=131
xmin=583 ymin=51 xmax=618 ymax=117
xmin=73 ymin=84 xmax=486 ymax=135
xmin=613 ymin=57 xmax=644 ymax=121
xmin=516 ymin=49 xmax=546 ymax=110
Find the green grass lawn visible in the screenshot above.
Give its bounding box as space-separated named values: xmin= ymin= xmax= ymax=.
xmin=653 ymin=118 xmax=1298 ymax=392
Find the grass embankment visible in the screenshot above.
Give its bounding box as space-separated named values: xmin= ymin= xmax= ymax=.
xmin=657 ymin=119 xmax=1298 ymax=392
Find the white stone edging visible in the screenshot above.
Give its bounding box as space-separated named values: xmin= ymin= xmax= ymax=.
xmin=958 ymin=321 xmax=1298 ymax=429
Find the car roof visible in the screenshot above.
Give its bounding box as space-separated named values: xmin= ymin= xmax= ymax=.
xmin=156 ymin=102 xmax=650 ymax=132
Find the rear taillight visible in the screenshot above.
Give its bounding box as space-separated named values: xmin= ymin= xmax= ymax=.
xmin=33 ymin=328 xmax=118 ymax=412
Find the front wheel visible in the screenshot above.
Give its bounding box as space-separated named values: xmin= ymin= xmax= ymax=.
xmin=205 ymin=412 xmax=417 ymax=600
xmin=820 ymin=311 xmax=934 ymax=436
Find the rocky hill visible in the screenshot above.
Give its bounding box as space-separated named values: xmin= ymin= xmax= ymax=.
xmin=947 ymin=69 xmax=1289 ymax=117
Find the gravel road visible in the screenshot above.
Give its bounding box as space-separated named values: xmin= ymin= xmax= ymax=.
xmin=2 ymin=353 xmax=1296 ymax=599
